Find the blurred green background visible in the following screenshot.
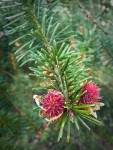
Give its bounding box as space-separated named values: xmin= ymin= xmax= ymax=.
xmin=0 ymin=0 xmax=113 ymax=149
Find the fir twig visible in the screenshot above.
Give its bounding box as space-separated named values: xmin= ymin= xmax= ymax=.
xmin=75 ymin=0 xmax=108 ymax=35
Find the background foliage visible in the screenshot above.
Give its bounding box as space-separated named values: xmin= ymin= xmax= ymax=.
xmin=0 ymin=0 xmax=113 ymax=149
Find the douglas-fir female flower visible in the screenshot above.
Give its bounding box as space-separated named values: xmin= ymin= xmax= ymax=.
xmin=79 ymin=81 xmax=100 ymax=104
xmin=34 ymin=90 xmax=64 ymax=123
xmin=78 ymin=81 xmax=104 ymax=118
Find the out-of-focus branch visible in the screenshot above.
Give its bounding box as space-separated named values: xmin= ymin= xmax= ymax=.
xmin=100 ymin=40 xmax=113 ymax=60
xmin=0 ymin=87 xmax=20 ymax=114
xmin=75 ymin=0 xmax=108 ymax=35
xmin=2 ymin=70 xmax=16 ymax=79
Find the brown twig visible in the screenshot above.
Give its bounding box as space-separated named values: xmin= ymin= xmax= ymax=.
xmin=2 ymin=70 xmax=16 ymax=79
xmin=75 ymin=0 xmax=108 ymax=35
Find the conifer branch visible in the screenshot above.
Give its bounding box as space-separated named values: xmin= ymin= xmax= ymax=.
xmin=1 ymin=0 xmax=105 ymax=142
xmin=27 ymin=3 xmax=51 ymax=50
xmin=75 ymin=0 xmax=108 ymax=35
xmin=100 ymin=40 xmax=113 ymax=61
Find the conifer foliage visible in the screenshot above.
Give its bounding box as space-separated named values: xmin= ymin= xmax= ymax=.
xmin=1 ymin=0 xmax=105 ymax=142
